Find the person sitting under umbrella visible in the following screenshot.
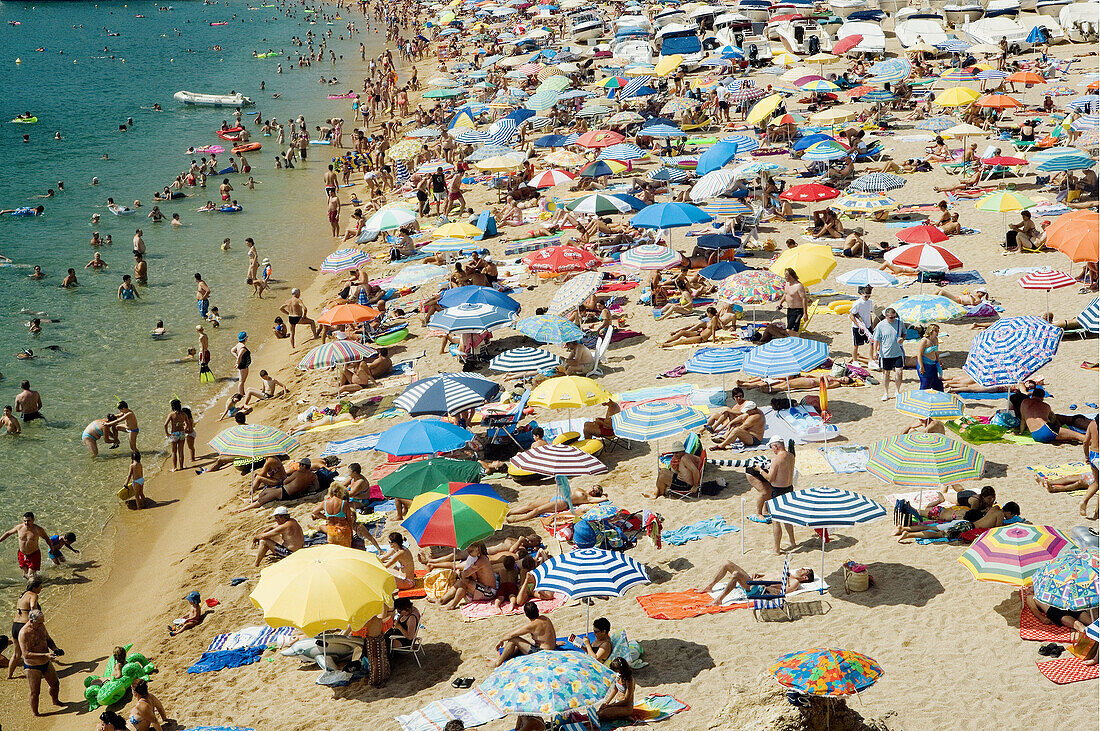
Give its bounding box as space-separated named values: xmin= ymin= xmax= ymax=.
xmin=902 ymin=415 xmax=947 ymax=435
xmin=555 ymin=340 xmax=594 ymax=375
xmin=1025 ymin=594 xmax=1098 ymax=665
xmin=488 ymin=600 xmax=559 ymax=667
xmin=698 ymin=560 xmax=814 ymax=606
xmin=583 ymin=399 xmax=621 ymax=440
xmin=810 ymin=207 xmax=844 ymax=239
xmin=647 ymin=441 xmax=704 ymax=499
xmin=597 ymin=658 xmax=636 ymax=722
xmin=231 ymin=458 xmax=320 ymax=512
xmin=711 ymin=400 xmax=766 ymax=450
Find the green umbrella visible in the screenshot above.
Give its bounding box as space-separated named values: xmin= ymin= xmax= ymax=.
xmin=377 ymin=458 xmax=484 ymax=500
xmin=423 ymin=88 xmax=466 ymax=99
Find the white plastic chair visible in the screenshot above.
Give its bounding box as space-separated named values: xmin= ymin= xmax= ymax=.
xmin=586 ymin=325 xmax=614 ymax=377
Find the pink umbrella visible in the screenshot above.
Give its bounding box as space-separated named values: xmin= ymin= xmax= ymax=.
xmin=832 ymin=35 xmax=864 ymax=55
xmin=528 ymin=169 xmax=577 ymax=188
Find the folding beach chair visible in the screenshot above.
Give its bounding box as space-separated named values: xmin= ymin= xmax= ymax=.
xmin=751 ymin=556 xmax=792 ymax=621
xmin=485 ymin=389 xmax=532 ymax=448
xmin=586 ymin=326 xmax=614 ymax=378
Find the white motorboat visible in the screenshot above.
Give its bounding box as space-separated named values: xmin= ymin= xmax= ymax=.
xmin=768 ymin=16 xmax=834 ymax=54
xmin=1059 ymin=1 xmax=1099 ymax=41
xmin=173 ymin=90 xmax=254 ymax=107
xmin=653 ymin=7 xmax=687 ymax=28
xmin=984 ymin=0 xmax=1022 ymax=17
xmin=836 ymin=20 xmax=888 ymax=53
xmin=944 ymin=2 xmax=984 ymax=25
xmin=962 ymin=15 xmax=1033 ymax=49
xmin=714 ymin=12 xmax=754 ymax=43
xmin=1036 ymin=0 xmax=1072 ymax=16
xmin=894 ymin=17 xmax=950 ymax=46
xmin=1021 ymin=12 xmax=1068 ymax=41
xmin=614 ymin=15 xmax=652 ymax=33
xmin=736 ymin=0 xmax=772 ymax=23
xmin=612 ymin=39 xmax=652 ymax=65
xmin=829 ymin=0 xmax=868 ymax=18
xmin=655 ymin=27 xmax=705 ymax=67
xmin=570 ymin=13 xmax=606 ymax=42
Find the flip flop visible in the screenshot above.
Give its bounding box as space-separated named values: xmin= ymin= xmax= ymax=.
xmin=747 ymin=515 xmax=772 ymax=524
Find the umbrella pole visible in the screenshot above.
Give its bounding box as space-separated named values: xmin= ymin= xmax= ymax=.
xmin=741 ymin=497 xmax=745 ymax=555
xmin=820 ymin=529 xmax=826 ymax=595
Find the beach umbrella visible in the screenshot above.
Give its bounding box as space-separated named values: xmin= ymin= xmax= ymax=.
xmin=406 ymin=126 xmax=442 ymax=138
xmin=525 ymin=91 xmax=561 ymax=112
xmin=742 ymin=337 xmax=829 ymax=378
xmin=523 ymin=245 xmax=600 ymax=274
xmin=608 ymin=110 xmax=645 ymax=125
xmin=1044 ymin=210 xmax=1099 ymax=263
xmin=364 ymin=205 xmax=418 ymax=232
xmin=886 ymin=243 xmax=963 ymax=272
xmin=619 ymin=244 xmax=682 ymax=270
xmin=895 ymin=390 xmax=964 ymax=420
xmin=832 ymin=35 xmax=864 ymax=56
xmin=833 ymin=191 xmax=897 ymax=214
xmin=963 ymin=315 xmax=1063 ymax=386
xmin=660 ymin=96 xmax=699 ymax=116
xmin=849 ymin=172 xmax=906 ymax=193
xmin=770 ymin=648 xmax=883 ymax=697
xmin=574 ymin=130 xmax=624 ymax=149
xmin=975 ymin=94 xmax=1023 ymax=110
xmin=729 ymin=87 xmax=768 ymax=104
xmin=314 ymin=303 xmax=380 ymax=327
xmin=515 ymin=315 xmax=584 ymax=344
xmin=976 ymin=190 xmax=1037 ymax=231
xmin=209 ymin=424 xmax=298 ymax=460
xmin=476 ymin=155 xmax=525 ymax=172
xmin=533 ymin=134 xmax=572 ymax=150
xmin=428 ymin=303 xmax=516 ymax=333
xmin=942 ymin=122 xmax=986 ymax=141
xmin=375 ymin=419 xmax=473 ymax=457
xmin=685 ymin=347 xmax=751 ymax=375
xmin=612 ymin=401 xmax=707 ymax=441
xmin=889 ymin=294 xmax=964 ymax=324
xmin=530 ymin=376 xmax=611 ymax=409
xmin=716 ymin=270 xmax=785 ymax=304
xmin=490 ymin=347 xmax=562 ymax=373
xmin=1078 ymin=297 xmax=1100 ymax=334
xmin=640 ymin=124 xmax=686 ymax=139
xmin=402 ymin=482 xmax=509 ymax=549
xmin=958 ymin=525 xmax=1073 ymax=586
xmin=746 ymin=94 xmax=783 ymax=126
xmin=598 ymin=143 xmax=648 ymax=161
xmin=1007 ymin=71 xmax=1046 ymax=87
xmin=869 ymin=57 xmax=911 ymax=83
xmin=835 ymin=268 xmax=898 ymax=288
xmin=938 ymin=68 xmax=977 ymax=83
xmin=696 ymin=140 xmax=742 ymax=176
xmin=415 ymin=160 xmax=456 ymax=175
xmin=433 ymin=222 xmax=485 ymax=240
xmin=860 ymin=89 xmax=896 ymax=103
xmin=780 ymin=184 xmax=840 ymax=203
xmin=377 ymin=458 xmax=484 ymax=501
xmin=700 ymin=260 xmax=750 ymax=281
xmin=422 ymin=238 xmax=478 ymax=254
xmin=297 ymin=340 xmax=377 ymax=371
xmin=423 ymin=88 xmax=466 ymax=99
xmin=718 ymin=134 xmax=761 ymax=154
xmin=1032 ymin=551 xmax=1099 ymax=610
xmin=768 ymin=245 xmax=836 ymax=286
xmin=578 ymin=160 xmax=630 ymax=178
xmin=480 ymin=651 xmax=617 ymax=717
xmin=802 ymin=139 xmax=851 ymax=162
xmin=701 ymin=200 xmax=754 ymax=218
xmin=387 ymin=139 xmax=422 ymax=160
xmin=509 ymin=444 xmax=608 ymax=476
xmin=1018 ymin=269 xmax=1077 ymax=311
xmin=801 ymin=79 xmax=839 ymax=93
xmin=630 ymin=201 xmax=712 ymax=230
xmin=389 ymin=264 xmax=447 ymax=288
xmin=467 ymin=145 xmax=520 ymax=163
xmin=731 ymin=160 xmax=791 ymax=181
xmin=532 ymin=548 xmax=648 ymax=600
xmin=867 ymin=433 xmax=985 ymax=487
xmin=810 ymin=107 xmax=857 ymax=126
xmin=439 ymin=286 xmax=521 ymax=312
xmin=896 ymin=224 xmax=949 ymax=245
xmin=250 ymin=545 xmax=395 ymax=638
xmin=565 ymin=193 xmax=634 ymax=215
xmin=320 ymin=248 xmax=370 ymax=274
xmin=1088 ymin=620 xmax=1100 ymax=643
xmin=548 ymin=270 xmax=603 ymax=314
xmin=1036 ymin=154 xmax=1095 ymax=173
xmin=934 ymin=87 xmax=980 ymax=107
xmin=916 ymin=118 xmax=954 ymax=133
xmin=694 ymin=234 xmax=743 ymax=251
xmin=394 ymin=373 xmax=501 ymax=416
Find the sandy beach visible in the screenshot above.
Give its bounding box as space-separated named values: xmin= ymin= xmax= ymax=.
xmin=3 ymin=2 xmax=1098 ymax=730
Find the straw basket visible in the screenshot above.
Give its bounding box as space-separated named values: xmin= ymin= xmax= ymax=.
xmin=843 ymin=562 xmax=870 ymax=593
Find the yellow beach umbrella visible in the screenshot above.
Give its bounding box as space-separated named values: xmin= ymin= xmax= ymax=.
xmin=942 ymin=122 xmax=985 ymax=139
xmin=433 ymin=222 xmax=484 ymax=239
xmin=250 ymin=545 xmax=396 ymax=637
xmin=624 ymin=65 xmax=656 ymax=77
xmin=388 ymin=139 xmax=422 ymax=160
xmin=476 ymin=155 xmax=525 ymax=171
xmin=805 ymin=52 xmax=838 ymax=65
xmin=810 ymin=107 xmax=857 ymax=124
xmin=746 ymin=94 xmax=783 ymax=126
xmin=530 ymin=376 xmax=611 ymax=409
xmin=935 ymin=87 xmax=980 ymax=107
xmin=772 ymin=51 xmax=798 ymax=66
xmin=654 ymin=54 xmax=684 ymax=77
xmin=769 ymin=244 xmax=837 ymax=286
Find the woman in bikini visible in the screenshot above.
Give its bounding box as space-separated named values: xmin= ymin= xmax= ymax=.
xmin=125 ymin=679 xmax=168 ymax=731
xmin=311 ymin=484 xmax=356 ymax=547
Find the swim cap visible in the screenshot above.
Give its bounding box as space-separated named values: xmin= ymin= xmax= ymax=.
xmin=237 ymin=331 xmax=248 ymax=342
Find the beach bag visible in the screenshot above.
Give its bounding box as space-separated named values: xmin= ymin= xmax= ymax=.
xmin=831 ymin=361 xmax=847 ymax=377
xmin=961 ymin=422 xmax=1007 ymax=443
xmin=843 ymin=561 xmax=870 ymax=593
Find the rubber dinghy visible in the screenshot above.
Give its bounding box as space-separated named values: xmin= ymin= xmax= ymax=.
xmin=173 ymin=90 xmax=254 ymax=107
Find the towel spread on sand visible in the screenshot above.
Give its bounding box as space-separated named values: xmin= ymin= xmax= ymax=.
xmin=917 ymin=270 xmax=986 ymax=286
xmin=820 ymin=445 xmax=871 ymax=473
xmin=1026 ymin=462 xmax=1090 ymax=481
xmin=395 ymin=689 xmax=506 ymax=731
xmin=636 ymin=590 xmax=744 ymax=619
xmin=1036 ymin=657 xmax=1099 ymax=685
xmin=662 ymin=516 xmax=740 ymax=546
xmin=557 ymin=695 xmax=690 ymax=730
xmin=320 ymin=431 xmax=382 ymax=457
xmin=187 ymin=646 xmax=265 ymax=674
xmin=1020 ymin=590 xmax=1075 ymax=644
xmin=461 ymin=594 xmax=568 ymax=622
xmin=208 ymin=626 xmax=295 ymax=653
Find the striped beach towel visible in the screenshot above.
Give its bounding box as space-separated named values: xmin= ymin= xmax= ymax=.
xmin=207 ymin=625 xmax=295 ymax=652
xmin=396 ymin=689 xmax=505 ymax=731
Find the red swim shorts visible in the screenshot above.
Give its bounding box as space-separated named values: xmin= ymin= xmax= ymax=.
xmin=18 ymin=550 xmax=41 ymax=572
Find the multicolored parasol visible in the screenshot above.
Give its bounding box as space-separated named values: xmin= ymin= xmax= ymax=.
xmin=770 ymin=648 xmax=883 ymax=697
xmin=402 ymin=482 xmax=509 ymax=549
xmin=867 ymin=433 xmax=985 ymax=486
xmin=958 ymin=525 xmax=1072 ymax=586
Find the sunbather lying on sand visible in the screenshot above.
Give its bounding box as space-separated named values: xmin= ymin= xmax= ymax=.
xmin=1024 ymin=593 xmax=1099 ymax=665
xmin=698 ymin=561 xmax=814 ymax=606
xmin=659 ymin=307 xmax=720 ymax=347
xmin=894 ymin=501 xmax=1019 ymax=543
xmin=735 ymin=374 xmax=858 ymax=393
xmin=506 ymin=486 xmax=606 ymax=523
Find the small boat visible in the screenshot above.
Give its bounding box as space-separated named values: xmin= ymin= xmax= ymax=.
xmin=895 ymin=17 xmax=950 ymax=47
xmin=944 ymin=3 xmax=985 ymax=26
xmin=985 ymin=0 xmax=1023 ymax=18
xmin=216 ymin=126 xmax=246 ymax=141
xmin=1036 ymin=0 xmax=1072 ymax=16
xmin=829 ymin=0 xmax=868 ymax=18
xmin=736 ymin=0 xmax=772 ymax=23
xmin=232 ymin=142 xmax=262 ymax=154
xmin=210 ymin=21 xmax=228 ymax=26
xmin=768 ymin=16 xmax=834 ymax=54
xmin=174 ymin=90 xmax=254 ymax=107
xmin=1059 ymin=2 xmax=1099 ymax=41
xmin=963 ymin=15 xmax=1033 ymax=49
xmin=836 ymin=21 xmax=887 ymax=53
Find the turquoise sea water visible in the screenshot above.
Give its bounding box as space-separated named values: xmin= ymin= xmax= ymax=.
xmin=0 ymin=0 xmax=376 ymax=590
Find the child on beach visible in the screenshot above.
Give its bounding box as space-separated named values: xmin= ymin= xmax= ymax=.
xmin=46 ymin=532 xmax=78 ymax=565
xmin=169 ymin=591 xmax=205 ymax=636
xmin=125 ymin=452 xmax=146 ymax=509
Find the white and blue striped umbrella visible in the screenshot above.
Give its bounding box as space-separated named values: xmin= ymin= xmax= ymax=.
xmin=1087 ymin=619 xmax=1100 ymax=643
xmin=648 ymin=166 xmax=691 ymax=183
xmin=467 ymin=144 xmax=518 ymax=162
xmin=895 ymin=390 xmax=965 ymax=420
xmin=487 ymin=119 xmax=519 ymax=145
xmin=963 ymin=315 xmax=1063 ymax=386
xmin=718 ymin=134 xmax=760 ymax=153
xmin=849 ymin=172 xmax=906 ymax=193
xmin=860 ymin=89 xmax=896 ymax=103
xmin=642 ymin=123 xmax=687 ymax=138
xmin=1036 ymin=155 xmax=1096 ymax=172
xmin=732 ymin=161 xmax=789 ymax=179
xmin=526 ymin=91 xmax=561 ymax=112
xmin=455 ymin=129 xmax=493 ymax=145
xmin=975 ymin=70 xmax=1008 ymax=81
xmin=428 ymin=303 xmax=516 ymax=333
xmin=612 ymin=401 xmax=707 ymax=441
xmin=1078 ymin=296 xmax=1099 ymax=334
xmin=393 ymin=159 xmax=410 ymax=184
xmin=395 ymin=373 xmax=501 ymax=416
xmin=835 ymin=268 xmax=899 ymax=287
xmin=422 ymin=238 xmax=476 ymax=253
xmin=689 ymin=169 xmax=737 ymax=201
xmin=1072 ymin=115 xmax=1100 ymax=132
xmin=390 ymin=264 xmax=448 ymax=288
xmin=935 ymin=40 xmax=971 ymax=54
xmin=768 ymin=487 xmax=886 ymax=528
xmin=867 ymin=58 xmax=912 ymax=84
xmin=621 ymin=75 xmax=652 ymax=99
xmin=598 ymin=143 xmax=648 ymax=161
xmin=532 ymin=548 xmax=649 ymax=599
xmin=490 ymin=347 xmax=562 ymax=373
xmin=685 ymin=346 xmax=752 ymax=375
xmin=528 ymin=116 xmax=554 ymax=130
xmin=1067 ymin=96 xmax=1099 ymax=113
xmin=742 ymin=337 xmax=829 ymax=378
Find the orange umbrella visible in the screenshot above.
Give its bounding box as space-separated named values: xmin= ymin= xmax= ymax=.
xmin=1006 ymin=71 xmax=1045 ymax=86
xmin=975 ymin=94 xmax=1023 ymax=109
xmin=1089 ymin=80 xmax=1099 ymax=92
xmin=1045 ymin=210 xmax=1099 ymax=263
xmin=316 ymin=303 xmax=380 ymax=326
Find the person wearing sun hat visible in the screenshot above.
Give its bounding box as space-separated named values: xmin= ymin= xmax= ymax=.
xmin=169 ymin=591 xmax=205 ymax=637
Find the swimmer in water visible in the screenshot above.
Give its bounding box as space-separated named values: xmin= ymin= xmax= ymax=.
xmin=29 ymin=266 xmax=44 ymax=280
xmin=151 ymin=320 xmax=167 ymax=338
xmin=17 ymin=349 xmax=33 ymax=360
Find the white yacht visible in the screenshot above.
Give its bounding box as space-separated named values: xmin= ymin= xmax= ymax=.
xmin=894 ymin=16 xmax=950 ymax=46
xmin=836 ymin=20 xmax=887 ymax=53
xmin=829 ymin=0 xmax=869 ymax=17
xmin=943 ymin=2 xmax=984 ymax=26
xmin=962 ymin=15 xmax=1033 ymax=48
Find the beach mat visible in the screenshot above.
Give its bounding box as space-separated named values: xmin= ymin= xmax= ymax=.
xmin=461 ymin=594 xmax=568 ymax=622
xmin=946 ymin=420 xmax=1034 ymax=446
xmin=397 ymin=570 xmax=429 ymax=599
xmin=557 ymin=695 xmax=690 ymax=730
xmin=636 ymin=590 xmax=744 ymax=620
xmin=395 ymin=689 xmax=505 ymax=731
xmin=662 ymin=516 xmax=740 ymax=547
xmin=1027 ymin=461 xmax=1090 ymax=481
xmin=1037 ymin=657 xmax=1099 ymax=685
xmin=1020 ymin=591 xmax=1075 ymax=644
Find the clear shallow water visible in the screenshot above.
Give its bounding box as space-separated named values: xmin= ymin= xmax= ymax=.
xmin=0 ymin=0 xmax=373 ymax=591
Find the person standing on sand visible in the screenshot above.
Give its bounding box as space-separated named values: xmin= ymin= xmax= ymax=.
xmin=164 ymin=399 xmax=187 ymax=472
xmin=195 ymin=273 xmax=211 ymax=319
xmin=15 ymin=380 xmax=44 ymax=423
xmin=0 ymin=513 xmax=50 ymax=579
xmin=18 ymin=610 xmax=62 ymax=717
xmin=280 ymin=288 xmax=318 ymax=348
xmin=126 ymin=452 xmax=146 ymax=509
xmin=777 ymin=267 xmax=807 ymax=335
xmin=107 ymin=401 xmax=139 ymax=452
xmin=232 ymin=332 xmax=252 ymax=396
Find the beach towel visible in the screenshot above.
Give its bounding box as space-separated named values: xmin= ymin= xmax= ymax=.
xmin=636 ymin=590 xmax=741 ymax=620
xmin=1020 ymin=590 xmax=1075 ymax=644
xmin=662 ymin=516 xmax=740 ymax=546
xmin=992 ymin=266 xmax=1051 ymax=277
xmin=581 ymin=329 xmax=643 ymax=349
xmin=396 ymin=689 xmax=506 ymax=731
xmin=1036 ymin=657 xmax=1099 ymax=685
xmin=397 ymin=570 xmax=430 ymax=599
xmin=320 ymin=431 xmax=382 ymax=457
xmin=1026 ymin=462 xmax=1090 ymax=481
xmin=953 ymin=392 xmax=1013 ymax=401
xmin=599 ymin=281 xmax=640 ymax=292
xmin=618 ymin=384 xmax=695 ymax=402
xmin=207 ymin=626 xmax=295 ymax=653
xmin=187 ymin=646 xmax=265 ymax=674
xmin=917 ymin=270 xmax=986 ymax=286
xmin=461 ymin=594 xmax=568 ymax=622
xmin=557 ymin=695 xmax=689 ymax=731
xmin=821 ymin=445 xmax=870 ymax=473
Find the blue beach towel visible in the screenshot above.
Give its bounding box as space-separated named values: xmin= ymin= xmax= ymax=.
xmin=662 ymin=516 xmax=740 ymax=546
xmin=187 ymin=646 xmax=264 ymax=674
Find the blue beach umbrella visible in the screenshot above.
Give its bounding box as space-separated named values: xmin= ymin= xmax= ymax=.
xmin=1036 ymin=155 xmax=1096 ymax=173
xmin=630 ymin=201 xmax=713 ymax=229
xmin=640 ymin=123 xmax=687 ymax=138
xmin=648 ymin=166 xmax=691 ymax=183
xmin=685 ymin=346 xmax=752 ymax=374
xmin=742 ymin=337 xmax=829 ymax=378
xmin=612 ymin=401 xmax=707 ymax=441
xmin=696 ymin=140 xmax=742 ymax=175
xmin=695 ymin=233 xmax=742 ymax=250
xmin=792 ymin=133 xmax=836 ymax=152
xmin=531 ymin=548 xmax=649 ymax=599
xmin=516 ymin=315 xmax=584 ymax=344
xmin=375 ymin=419 xmax=473 ymax=456
xmin=598 ymin=143 xmax=648 ymax=161
xmin=916 ymin=118 xmax=953 ymax=133
xmin=439 ymin=285 xmax=520 ymax=312
xmin=428 ymin=303 xmax=516 ymax=333
xmin=700 ymin=260 xmax=750 ymax=280
xmin=964 ymin=315 xmax=1063 ymax=386
xmin=835 ymin=268 xmax=898 ymax=288
xmin=719 ymin=134 xmax=760 ymax=153
xmin=394 ymin=373 xmax=501 ymax=416
xmin=490 ymin=347 xmax=561 ymax=373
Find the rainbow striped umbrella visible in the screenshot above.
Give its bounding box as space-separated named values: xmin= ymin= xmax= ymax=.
xmin=770 ymin=648 xmax=883 ymax=697
xmin=612 ymin=401 xmax=707 ymax=441
xmin=619 ymin=243 xmax=682 ymax=270
xmin=958 ymin=525 xmax=1072 ymax=586
xmin=976 ymin=190 xmax=1037 ymax=213
xmin=209 ymin=424 xmax=298 ymax=459
xmin=320 ymin=248 xmax=370 ymax=274
xmin=867 ymin=433 xmax=985 ymax=486
xmin=963 ymin=315 xmax=1063 ymax=386
xmin=895 ymin=390 xmax=964 ymax=420
xmin=402 ymin=482 xmax=509 ymax=549
xmin=701 ymin=199 xmax=753 ymax=217
xmin=297 ymin=340 xmax=377 ymax=370
xmin=715 ymin=270 xmax=785 ymax=304
xmin=1032 ymin=550 xmax=1099 ymax=610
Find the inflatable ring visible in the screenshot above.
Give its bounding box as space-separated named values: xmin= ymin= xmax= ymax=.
xmin=373 ymin=327 xmax=408 ymax=347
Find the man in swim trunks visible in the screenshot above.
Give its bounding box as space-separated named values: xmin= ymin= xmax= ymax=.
xmin=699 ymin=561 xmax=814 ymax=606
xmin=195 ymin=273 xmax=211 ymax=319
xmin=778 ymin=267 xmax=808 ymax=335
xmin=744 ymin=437 xmax=798 ymax=555
xmin=327 ymin=189 xmax=342 ymax=237
xmin=444 ymin=541 xmax=497 ymax=610
xmin=649 ymin=449 xmax=704 ymax=499
xmin=490 ymin=600 xmax=559 ymax=667
xmin=0 ymin=512 xmax=50 ymax=579
xmin=0 ymin=205 xmax=44 ymax=217
xmin=711 ymin=400 xmax=765 ymax=450
xmin=1 ymin=405 xmax=21 ymax=435
xmin=279 ymin=288 xmax=318 ymax=348
xmin=18 ymin=610 xmax=61 ymax=716
xmin=1017 ymin=383 xmax=1087 ymax=444
xmin=14 ymin=381 xmax=43 ymax=423
xmin=251 ymin=506 xmax=304 ymax=566
xmin=106 ymin=401 xmax=139 ymax=452
xmin=231 ymin=458 xmax=319 ymax=512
